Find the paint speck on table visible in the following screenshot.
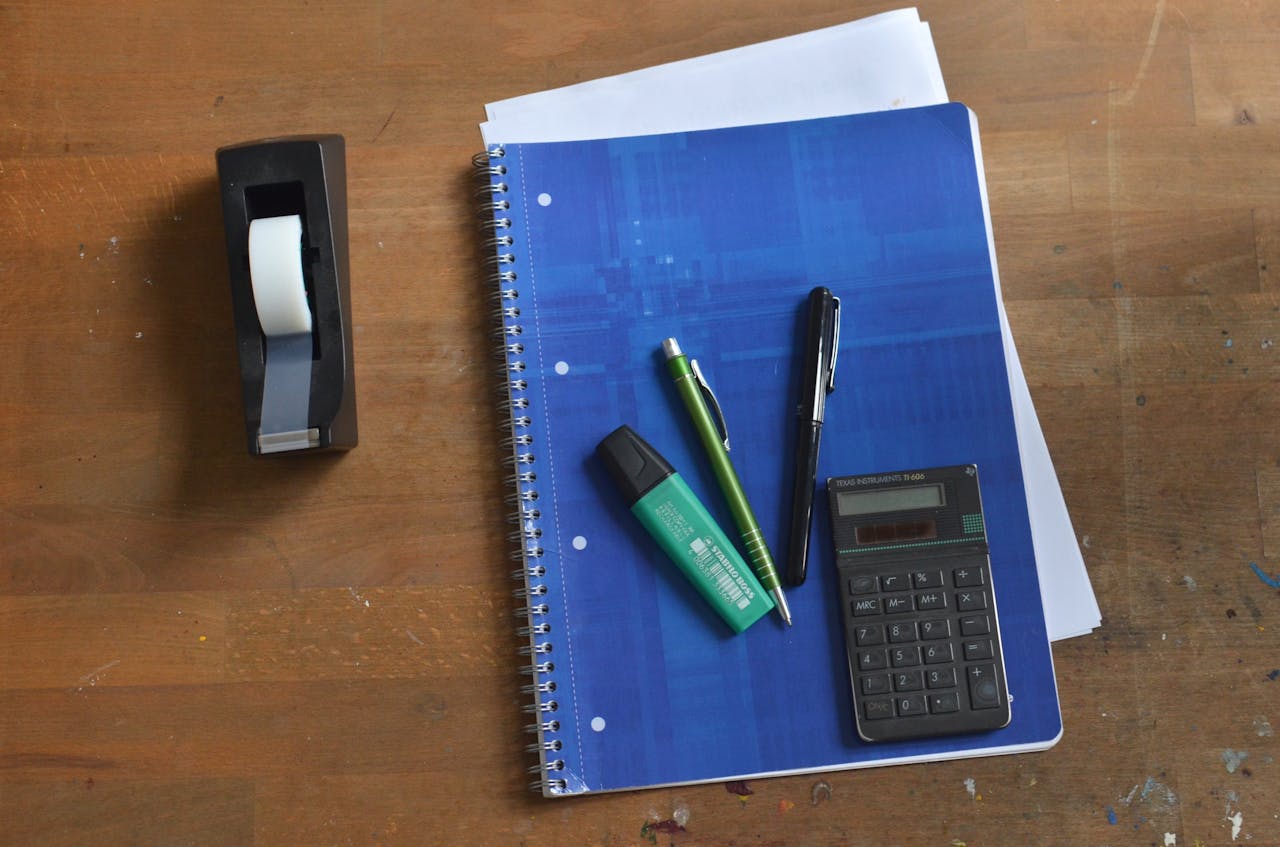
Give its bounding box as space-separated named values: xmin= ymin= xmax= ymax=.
xmin=810 ymin=780 xmax=832 ymax=806
xmin=1247 ymin=562 xmax=1280 ymax=588
xmin=640 ymin=818 xmax=686 ymax=845
xmin=1222 ymin=749 xmax=1249 ymax=774
xmin=778 ymin=799 xmax=795 ymax=814
xmin=964 ymin=777 xmax=979 ymax=801
xmin=1106 ymin=806 xmax=1118 ymax=825
xmin=1121 ymin=776 xmax=1179 ymax=819
xmin=1228 ymin=809 xmax=1244 ymax=841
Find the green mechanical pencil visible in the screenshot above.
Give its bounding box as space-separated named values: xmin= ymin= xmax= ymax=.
xmin=662 ymin=337 xmax=793 ymax=626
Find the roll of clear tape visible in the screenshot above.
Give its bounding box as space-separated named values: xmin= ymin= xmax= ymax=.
xmin=248 ymin=214 xmax=317 ymax=452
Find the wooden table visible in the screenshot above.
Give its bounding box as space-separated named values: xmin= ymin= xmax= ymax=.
xmin=3 ymin=2 xmax=1278 ymax=844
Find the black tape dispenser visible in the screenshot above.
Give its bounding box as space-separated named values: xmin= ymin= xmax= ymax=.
xmin=216 ymin=135 xmax=357 ymax=455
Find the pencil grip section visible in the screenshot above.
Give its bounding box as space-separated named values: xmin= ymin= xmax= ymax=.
xmin=665 ymin=357 xmax=781 ymax=593
xmin=473 ymin=146 xmax=566 ymax=796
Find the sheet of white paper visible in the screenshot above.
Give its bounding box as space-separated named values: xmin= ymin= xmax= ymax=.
xmin=482 ymin=10 xmax=943 ymax=144
xmin=968 ymin=112 xmax=1103 ymax=639
xmin=480 ymin=9 xmax=1100 ymax=639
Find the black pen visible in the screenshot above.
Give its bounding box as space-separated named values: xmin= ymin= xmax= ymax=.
xmin=784 ymin=287 xmax=840 ymax=587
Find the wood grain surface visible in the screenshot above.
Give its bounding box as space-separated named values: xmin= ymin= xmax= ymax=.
xmin=3 ymin=1 xmax=1279 ymax=844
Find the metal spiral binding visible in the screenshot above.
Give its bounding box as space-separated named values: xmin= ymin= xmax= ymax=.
xmin=475 ymin=144 xmax=566 ymax=795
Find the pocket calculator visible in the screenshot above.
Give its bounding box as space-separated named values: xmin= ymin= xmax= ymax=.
xmin=826 ymin=465 xmax=1011 ymax=742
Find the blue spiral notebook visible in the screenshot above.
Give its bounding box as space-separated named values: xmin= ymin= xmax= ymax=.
xmin=480 ymin=102 xmax=1061 ymax=796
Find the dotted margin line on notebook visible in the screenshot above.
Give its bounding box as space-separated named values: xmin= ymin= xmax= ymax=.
xmin=519 ymin=144 xmax=584 ymax=786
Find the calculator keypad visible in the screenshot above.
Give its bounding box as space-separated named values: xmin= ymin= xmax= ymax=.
xmin=840 ymin=558 xmax=1010 ymax=741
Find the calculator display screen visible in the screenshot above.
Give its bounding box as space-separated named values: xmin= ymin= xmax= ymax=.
xmin=836 ymin=483 xmax=945 ymax=517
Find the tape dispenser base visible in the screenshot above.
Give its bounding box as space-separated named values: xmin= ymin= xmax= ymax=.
xmin=216 ymin=135 xmax=358 ymax=456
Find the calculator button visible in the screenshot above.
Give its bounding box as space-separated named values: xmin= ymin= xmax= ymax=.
xmin=926 ymin=667 xmax=957 ymax=689
xmin=967 ymin=664 xmax=1002 ymax=709
xmin=959 ymin=615 xmax=991 ymax=636
xmin=852 ymin=597 xmax=881 ymax=616
xmin=859 ymin=650 xmax=888 ymax=670
xmin=953 ymin=567 xmax=986 ymax=588
xmin=849 ymin=575 xmax=879 ymax=595
xmin=881 ymin=574 xmax=910 ymax=591
xmin=922 ymin=642 xmax=954 ymax=664
xmin=915 ymin=591 xmax=946 ymax=611
xmin=918 ymin=619 xmax=951 ymax=640
xmin=855 ymin=625 xmax=885 ymax=646
xmin=890 ymin=647 xmax=920 ymax=668
xmin=956 ymin=590 xmax=988 ymax=612
xmin=884 ymin=595 xmax=913 ymax=615
xmin=861 ymin=674 xmax=891 ymax=696
xmin=886 ymin=622 xmax=917 ymax=643
xmin=864 ymin=699 xmax=895 ymax=720
xmin=963 ymin=640 xmax=995 ymax=661
xmin=894 ymin=671 xmax=924 ymax=692
xmin=912 ymin=570 xmax=944 ymax=588
xmin=930 ymin=692 xmax=961 ymax=714
xmin=896 ymin=694 xmax=928 ymax=717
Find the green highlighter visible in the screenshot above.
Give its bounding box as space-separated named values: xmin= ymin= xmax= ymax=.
xmin=597 ymin=425 xmax=775 ymax=634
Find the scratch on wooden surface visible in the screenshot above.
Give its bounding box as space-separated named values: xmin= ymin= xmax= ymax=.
xmin=372 ymin=109 xmax=397 ymax=143
xmin=1115 ymin=0 xmax=1166 ymax=106
xmin=78 ymin=659 xmax=121 ymax=685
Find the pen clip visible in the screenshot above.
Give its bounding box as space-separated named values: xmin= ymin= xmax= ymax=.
xmin=690 ymin=358 xmax=731 ymax=451
xmin=826 ymin=295 xmax=841 ymax=393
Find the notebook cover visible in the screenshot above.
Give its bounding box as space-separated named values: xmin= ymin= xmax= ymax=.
xmin=488 ymin=102 xmax=1061 ymax=796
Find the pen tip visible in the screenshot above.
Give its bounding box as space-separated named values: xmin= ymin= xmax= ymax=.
xmin=773 ymin=588 xmax=793 ymax=627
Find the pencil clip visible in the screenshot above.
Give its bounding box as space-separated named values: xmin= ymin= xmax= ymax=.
xmin=690 ymin=358 xmax=731 ymax=451
xmin=827 ymin=296 xmax=841 ymax=392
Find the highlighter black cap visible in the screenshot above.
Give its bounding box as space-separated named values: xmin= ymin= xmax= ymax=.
xmin=597 ymin=425 xmax=676 ymax=506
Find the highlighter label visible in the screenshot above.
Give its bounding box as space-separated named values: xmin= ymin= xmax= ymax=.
xmin=651 ymin=497 xmax=760 ymax=610
xmin=653 ymin=500 xmax=696 ymax=543
xmin=628 ymin=472 xmax=773 ymax=633
xmin=690 ymin=537 xmax=756 ymax=610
